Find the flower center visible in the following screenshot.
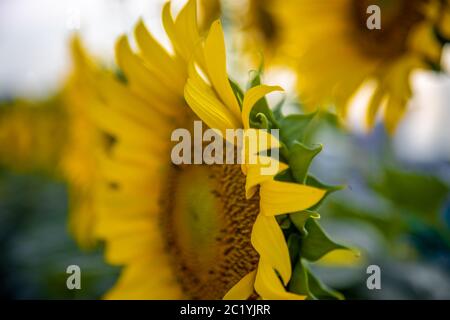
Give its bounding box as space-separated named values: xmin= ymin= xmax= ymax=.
xmin=252 ymin=0 xmax=279 ymax=46
xmin=161 ymin=162 xmax=260 ymax=299
xmin=351 ymin=0 xmax=426 ymax=60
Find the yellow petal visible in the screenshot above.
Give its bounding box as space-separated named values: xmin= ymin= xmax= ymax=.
xmin=185 ymin=63 xmax=240 ymax=133
xmin=245 ymin=157 xmax=288 ymax=199
xmin=365 ymin=84 xmax=385 ymax=129
xmin=89 ymin=102 xmax=166 ymax=149
xmin=223 ymin=270 xmax=257 ymax=300
xmin=104 ymin=232 xmax=159 ymax=265
xmin=204 ymin=20 xmax=241 ymax=123
xmin=251 ymin=214 xmax=291 ymax=285
xmin=162 ymin=2 xmax=180 ymax=56
xmin=134 ymin=19 xmax=185 ymax=93
xmin=318 ymin=249 xmax=363 ymax=267
xmin=174 ymin=0 xmax=204 ymax=65
xmin=242 ymin=85 xmax=284 ymax=129
xmin=68 ymin=197 xmax=96 ymax=249
xmin=70 ymin=35 xmax=96 ymax=73
xmin=105 ymin=259 xmax=184 ymax=299
xmin=254 ymin=258 xmax=306 ymax=300
xmin=240 ymin=129 xmax=282 ymax=175
xmin=384 ymin=95 xmax=407 ymax=134
xmin=94 ymin=72 xmax=174 ymax=131
xmin=96 ymin=153 xmax=157 ymax=186
xmin=115 ymin=37 xmax=185 ymax=122
xmin=260 ymin=180 xmax=326 ymax=216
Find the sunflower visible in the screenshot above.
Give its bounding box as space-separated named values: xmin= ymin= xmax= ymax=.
xmin=241 ymin=0 xmax=450 ymax=133
xmin=61 ymin=37 xmax=116 ymax=248
xmin=87 ymin=0 xmax=355 ymax=300
xmin=198 ymin=0 xmax=221 ymax=32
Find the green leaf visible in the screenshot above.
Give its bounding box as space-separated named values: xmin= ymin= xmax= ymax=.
xmin=279 ymin=112 xmax=316 ymax=148
xmin=272 ymin=97 xmax=285 ymax=120
xmin=327 ymin=201 xmax=407 ymax=241
xmin=289 ymin=211 xmax=320 ymax=236
xmin=370 ymin=168 xmax=449 ymax=216
xmin=247 ymin=69 xmax=262 ymax=89
xmin=300 ymin=219 xmax=348 ymax=262
xmin=289 ymin=142 xmax=322 ymax=183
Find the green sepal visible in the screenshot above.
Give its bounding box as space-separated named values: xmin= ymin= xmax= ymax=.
xmin=289 ymin=210 xmax=320 ymax=236
xmin=300 ymin=219 xmax=349 ymax=262
xmin=279 ymin=112 xmax=316 ymax=148
xmin=289 ymin=258 xmax=343 ymax=300
xmin=246 ymin=69 xmax=280 ymax=130
xmin=306 ymin=266 xmax=344 ymax=300
xmin=289 ymin=142 xmax=323 ymax=183
xmin=288 ymin=258 xmax=310 ymax=297
xmin=247 ymin=69 xmax=263 ymax=89
xmin=287 ymin=233 xmax=302 ymax=265
xmin=272 ymin=97 xmax=286 ymax=120
xmin=306 ymin=175 xmax=345 ymax=211
xmin=229 ymin=78 xmax=244 ymax=108
xmin=276 ymin=214 xmax=291 ymax=230
xmin=255 ymin=112 xmax=269 ymax=130
xmin=274 ymin=168 xmax=295 ymax=183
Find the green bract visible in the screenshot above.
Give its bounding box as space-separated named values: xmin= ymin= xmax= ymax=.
xmin=231 ymin=68 xmax=359 ymax=300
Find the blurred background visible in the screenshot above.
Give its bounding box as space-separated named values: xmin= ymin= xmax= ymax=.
xmin=0 ymin=0 xmax=449 ymax=299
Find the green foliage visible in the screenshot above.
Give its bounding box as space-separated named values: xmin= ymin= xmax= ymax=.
xmin=289 ymin=142 xmax=322 ymax=183
xmin=299 ymin=219 xmax=348 ymax=262
xmin=279 ymin=113 xmax=316 ymax=148
xmin=246 ymin=71 xmax=280 ymax=130
xmin=227 ymin=68 xmax=357 ymax=299
xmin=0 ymin=172 xmax=119 ymax=299
xmin=289 ymin=211 xmax=320 ymax=236
xmin=371 ymin=168 xmax=449 ymax=218
xmin=229 ymin=78 xmax=244 ymax=108
xmin=289 ymin=258 xmax=343 ymax=300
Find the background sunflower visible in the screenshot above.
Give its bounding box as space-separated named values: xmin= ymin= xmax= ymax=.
xmin=235 ymin=0 xmax=450 ymax=133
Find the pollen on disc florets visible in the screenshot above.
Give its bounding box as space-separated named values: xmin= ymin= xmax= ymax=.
xmin=160 ymin=162 xmax=260 ymax=299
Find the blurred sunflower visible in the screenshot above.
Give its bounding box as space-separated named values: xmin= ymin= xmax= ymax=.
xmin=0 ymin=97 xmax=66 ymax=173
xmin=198 ymin=0 xmax=221 ymax=32
xmin=88 ymin=0 xmax=354 ymax=300
xmin=61 ymin=38 xmax=114 ymax=248
xmin=0 ymin=37 xmax=109 ymax=248
xmin=242 ymin=0 xmax=450 ymax=132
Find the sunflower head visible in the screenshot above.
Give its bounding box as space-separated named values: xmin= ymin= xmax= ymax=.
xmin=240 ymin=0 xmax=450 ymax=133
xmin=73 ymin=0 xmax=359 ymax=300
